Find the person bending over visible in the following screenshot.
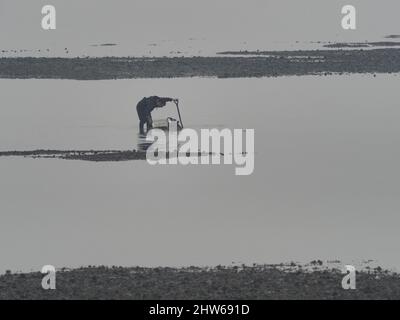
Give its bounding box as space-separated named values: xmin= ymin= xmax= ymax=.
xmin=136 ymin=96 xmax=178 ymax=134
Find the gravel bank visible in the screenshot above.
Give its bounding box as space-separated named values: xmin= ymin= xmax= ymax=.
xmin=1 ymin=48 xmax=399 ymax=80
xmin=1 ymin=264 xmax=399 ymax=300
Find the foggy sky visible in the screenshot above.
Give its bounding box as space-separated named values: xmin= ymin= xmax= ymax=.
xmin=1 ymin=0 xmax=399 ymax=51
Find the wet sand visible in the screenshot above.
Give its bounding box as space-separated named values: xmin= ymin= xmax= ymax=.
xmin=323 ymin=42 xmax=400 ymax=48
xmin=0 ymin=150 xmax=147 ymax=161
xmin=1 ymin=48 xmax=399 ymax=80
xmin=0 ymin=150 xmax=216 ymax=161
xmin=1 ymin=263 xmax=399 ymax=300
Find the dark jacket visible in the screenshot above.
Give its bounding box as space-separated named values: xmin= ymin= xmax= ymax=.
xmin=136 ymin=96 xmax=173 ymax=120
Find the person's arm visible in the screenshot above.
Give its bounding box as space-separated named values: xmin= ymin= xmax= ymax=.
xmin=152 ymin=97 xmax=179 ymax=109
xmin=159 ymin=97 xmax=174 ymax=103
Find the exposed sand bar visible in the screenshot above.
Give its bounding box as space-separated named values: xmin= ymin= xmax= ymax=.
xmin=0 ymin=150 xmax=146 ymax=161
xmin=1 ymin=48 xmax=400 ymax=80
xmin=1 ymin=264 xmax=399 ymax=300
xmin=0 ymin=150 xmax=216 ymax=161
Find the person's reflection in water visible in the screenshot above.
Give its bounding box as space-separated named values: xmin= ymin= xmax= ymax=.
xmin=137 ymin=129 xmax=167 ymax=152
xmin=137 ymin=133 xmax=153 ymax=152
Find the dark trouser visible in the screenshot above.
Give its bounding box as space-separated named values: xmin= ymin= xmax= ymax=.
xmin=137 ymin=101 xmax=154 ymax=134
xmin=139 ymin=114 xmax=153 ymax=134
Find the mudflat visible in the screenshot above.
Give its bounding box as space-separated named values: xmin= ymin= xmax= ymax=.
xmin=1 ymin=263 xmax=399 ymax=300
xmin=1 ymin=48 xmax=399 ymax=80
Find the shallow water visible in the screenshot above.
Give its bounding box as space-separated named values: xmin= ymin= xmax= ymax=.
xmin=1 ymin=75 xmax=400 ymax=273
